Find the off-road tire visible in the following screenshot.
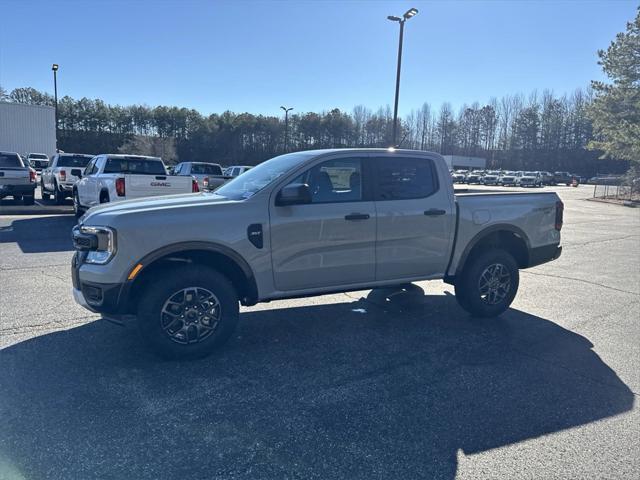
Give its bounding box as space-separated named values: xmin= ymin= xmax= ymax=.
xmin=136 ymin=265 xmax=240 ymax=360
xmin=455 ymin=249 xmax=519 ymax=318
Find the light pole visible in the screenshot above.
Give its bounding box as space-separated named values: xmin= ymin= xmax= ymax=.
xmin=280 ymin=106 xmax=293 ymax=151
xmin=51 ymin=63 xmax=59 ymax=151
xmin=387 ymin=7 xmax=418 ymax=147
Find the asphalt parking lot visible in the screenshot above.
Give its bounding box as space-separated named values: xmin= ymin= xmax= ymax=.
xmin=0 ymin=185 xmax=638 ymax=479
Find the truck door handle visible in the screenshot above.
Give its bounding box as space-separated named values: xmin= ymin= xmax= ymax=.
xmin=345 ymin=213 xmax=370 ymax=221
xmin=424 ymin=209 xmax=446 ymax=216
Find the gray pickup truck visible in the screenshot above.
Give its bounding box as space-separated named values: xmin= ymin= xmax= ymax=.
xmin=72 ymin=148 xmax=563 ymax=359
xmin=172 ymin=161 xmax=232 ymax=191
xmin=0 ymin=151 xmax=36 ymax=205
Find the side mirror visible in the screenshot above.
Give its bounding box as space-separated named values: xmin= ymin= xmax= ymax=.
xmin=276 ymin=183 xmax=312 ymax=206
xmin=71 ymin=168 xmax=82 ymax=178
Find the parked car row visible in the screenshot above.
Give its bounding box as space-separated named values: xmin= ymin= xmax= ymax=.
xmin=0 ymin=150 xmax=256 ymax=209
xmin=450 ymin=169 xmax=581 ymax=187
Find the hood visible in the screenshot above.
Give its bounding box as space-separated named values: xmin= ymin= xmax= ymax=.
xmin=82 ymin=193 xmax=237 ymax=223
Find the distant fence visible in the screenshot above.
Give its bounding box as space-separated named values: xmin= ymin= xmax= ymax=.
xmin=592 ymin=183 xmax=638 ymax=202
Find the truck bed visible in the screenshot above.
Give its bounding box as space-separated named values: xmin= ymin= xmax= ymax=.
xmin=448 ymin=188 xmax=561 ymax=276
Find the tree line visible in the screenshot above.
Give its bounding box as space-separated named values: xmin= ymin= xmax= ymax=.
xmin=0 ymin=84 xmax=627 ymax=175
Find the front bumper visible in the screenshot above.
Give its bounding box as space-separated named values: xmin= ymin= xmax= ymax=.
xmin=72 ymin=251 xmax=131 ymax=314
xmin=73 ymin=287 xmax=96 ymax=312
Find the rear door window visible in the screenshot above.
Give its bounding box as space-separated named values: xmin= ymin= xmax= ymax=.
xmin=374 ymin=156 xmax=438 ymax=200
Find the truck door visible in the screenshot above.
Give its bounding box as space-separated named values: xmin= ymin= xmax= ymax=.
xmin=372 ymin=154 xmax=455 ymax=281
xmin=269 ymin=156 xmax=376 ymax=291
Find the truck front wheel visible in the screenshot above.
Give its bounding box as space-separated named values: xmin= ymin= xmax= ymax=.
xmin=136 ymin=265 xmax=240 ymax=360
xmin=454 ymin=249 xmax=519 ymax=317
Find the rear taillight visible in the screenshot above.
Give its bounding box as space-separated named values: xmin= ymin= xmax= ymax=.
xmin=203 ymin=177 xmax=209 ymax=189
xmin=192 ymin=178 xmax=200 ymax=193
xmin=29 ymin=170 xmax=36 ymax=182
xmin=555 ymin=200 xmax=564 ymax=231
xmin=59 ymin=170 xmax=66 ymax=181
xmin=115 ymin=177 xmax=126 ymax=197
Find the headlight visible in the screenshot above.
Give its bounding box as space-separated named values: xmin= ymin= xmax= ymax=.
xmin=77 ymin=226 xmax=117 ymax=264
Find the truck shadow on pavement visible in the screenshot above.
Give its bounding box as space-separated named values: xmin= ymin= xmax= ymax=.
xmin=0 ymin=286 xmax=634 ymax=479
xmin=0 ymin=215 xmax=76 ymax=253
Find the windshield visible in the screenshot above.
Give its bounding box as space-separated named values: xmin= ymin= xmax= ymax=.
xmin=215 ymin=151 xmax=317 ymax=200
xmin=191 ymin=163 xmax=223 ymax=175
xmin=104 ymin=157 xmax=167 ymax=175
xmin=58 ymin=155 xmax=92 ymax=167
xmin=524 ymin=171 xmax=537 ymax=176
xmin=29 ymin=153 xmax=48 ymax=159
xmin=0 ymin=153 xmax=23 ymax=168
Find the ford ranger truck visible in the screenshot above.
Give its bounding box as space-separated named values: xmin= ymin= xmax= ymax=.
xmin=71 ymin=149 xmax=563 ymax=359
xmin=72 ymin=154 xmax=199 ymax=217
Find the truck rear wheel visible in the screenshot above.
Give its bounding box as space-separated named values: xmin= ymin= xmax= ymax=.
xmin=136 ymin=265 xmax=240 ymax=360
xmin=41 ymin=181 xmax=50 ymax=200
xmin=54 ymin=181 xmax=65 ymax=204
xmin=454 ymin=249 xmax=519 ymax=317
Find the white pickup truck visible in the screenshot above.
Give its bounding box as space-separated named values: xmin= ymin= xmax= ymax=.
xmin=72 ymin=148 xmax=563 ymax=360
xmin=41 ymin=153 xmax=94 ymax=204
xmin=72 ymin=154 xmax=199 ymax=217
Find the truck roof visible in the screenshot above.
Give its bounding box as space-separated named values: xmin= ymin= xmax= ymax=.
xmin=290 ymin=148 xmax=440 ymax=156
xmin=102 ymin=154 xmax=162 ymax=161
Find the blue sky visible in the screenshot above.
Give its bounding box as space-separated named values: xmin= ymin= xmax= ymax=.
xmin=0 ymin=0 xmax=636 ymax=116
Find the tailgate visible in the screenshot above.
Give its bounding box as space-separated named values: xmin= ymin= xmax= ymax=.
xmin=124 ymin=174 xmax=194 ymax=199
xmin=0 ymin=168 xmax=29 ymax=187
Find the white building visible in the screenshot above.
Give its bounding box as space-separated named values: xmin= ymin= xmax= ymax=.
xmin=0 ymin=102 xmax=56 ymax=157
xmin=442 ymin=155 xmax=486 ymax=170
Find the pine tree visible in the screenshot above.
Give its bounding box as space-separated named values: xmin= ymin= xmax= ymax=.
xmin=588 ymin=8 xmax=640 ymax=163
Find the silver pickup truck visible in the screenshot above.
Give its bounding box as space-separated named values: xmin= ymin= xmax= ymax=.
xmin=0 ymin=151 xmax=36 ymax=205
xmin=71 ymin=148 xmax=563 ymax=359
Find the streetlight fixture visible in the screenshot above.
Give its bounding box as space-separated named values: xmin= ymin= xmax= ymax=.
xmin=280 ymin=106 xmax=293 ymax=151
xmin=387 ymin=7 xmax=418 ymax=147
xmin=51 ymin=63 xmax=59 ymax=151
